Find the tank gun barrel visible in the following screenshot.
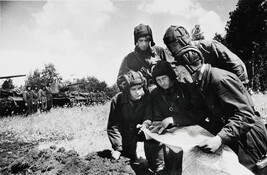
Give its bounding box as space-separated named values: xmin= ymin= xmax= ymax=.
xmin=0 ymin=74 xmax=26 ymax=80
xmin=67 ymin=82 xmax=83 ymax=86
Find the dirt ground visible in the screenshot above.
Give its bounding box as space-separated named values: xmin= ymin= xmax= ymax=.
xmin=0 ymin=132 xmax=153 ymax=175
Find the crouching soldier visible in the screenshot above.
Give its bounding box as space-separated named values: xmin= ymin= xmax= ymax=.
xmin=107 ymin=70 xmax=165 ymax=174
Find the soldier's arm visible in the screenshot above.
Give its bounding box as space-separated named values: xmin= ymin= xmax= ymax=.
xmin=117 ymin=56 xmax=131 ymax=91
xmin=107 ymin=94 xmax=123 ymax=152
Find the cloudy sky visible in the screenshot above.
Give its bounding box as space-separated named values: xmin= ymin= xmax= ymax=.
xmin=0 ymin=0 xmax=239 ymax=87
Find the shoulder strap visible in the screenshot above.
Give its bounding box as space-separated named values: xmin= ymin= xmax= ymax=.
xmin=133 ymin=51 xmax=148 ymax=68
xmin=161 ymin=93 xmax=181 ymax=114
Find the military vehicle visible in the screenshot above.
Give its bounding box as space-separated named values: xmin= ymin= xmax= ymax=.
xmin=50 ymin=82 xmax=86 ymax=107
xmin=0 ymin=74 xmax=26 ymax=116
xmin=67 ymin=83 xmax=90 ymax=106
xmin=50 ymin=82 xmax=73 ymax=107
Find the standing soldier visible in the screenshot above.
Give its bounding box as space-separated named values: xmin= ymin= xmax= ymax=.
xmin=32 ymin=85 xmax=39 ymax=113
xmin=45 ymin=83 xmax=53 ymax=112
xmin=23 ymin=85 xmax=33 ymax=116
xmin=117 ymin=23 xmax=173 ymax=92
xmin=38 ymin=84 xmax=47 ymax=112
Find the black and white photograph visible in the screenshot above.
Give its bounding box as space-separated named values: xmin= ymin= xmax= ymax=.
xmin=0 ymin=0 xmax=266 ymax=174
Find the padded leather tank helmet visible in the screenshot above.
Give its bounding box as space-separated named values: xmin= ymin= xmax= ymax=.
xmin=134 ymin=24 xmax=155 ymax=46
xmin=163 ymin=25 xmax=191 ymax=47
xmin=121 ymin=70 xmax=146 ymax=90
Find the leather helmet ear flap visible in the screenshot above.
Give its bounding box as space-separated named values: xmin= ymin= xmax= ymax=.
xmin=175 ymin=46 xmax=204 ymax=75
xmin=175 ymin=45 xmax=204 ymax=64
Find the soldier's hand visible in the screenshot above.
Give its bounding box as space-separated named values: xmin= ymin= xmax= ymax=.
xmin=197 ymin=135 xmax=222 ymax=153
xmin=111 ymin=150 xmax=121 ymax=160
xmin=137 ymin=120 xmax=152 ymax=134
xmin=150 ymin=117 xmax=174 ymax=134
xmin=148 ymin=121 xmax=161 ymax=130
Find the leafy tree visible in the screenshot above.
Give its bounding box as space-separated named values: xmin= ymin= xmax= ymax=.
xmin=106 ymin=83 xmax=119 ymax=99
xmin=26 ymin=69 xmax=43 ymax=87
xmin=26 ymin=63 xmax=62 ymax=88
xmin=41 ymin=63 xmax=61 ymax=83
xmin=225 ymin=0 xmax=267 ymax=90
xmin=213 ymin=33 xmax=227 ymax=46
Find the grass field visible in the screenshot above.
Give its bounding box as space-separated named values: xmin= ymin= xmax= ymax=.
xmin=0 ymin=93 xmax=266 ymax=158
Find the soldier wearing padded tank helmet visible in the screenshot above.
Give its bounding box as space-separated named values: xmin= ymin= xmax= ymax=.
xmin=108 ymin=70 xmax=166 ymax=174
xmin=117 ymin=24 xmax=173 ymax=92
xmin=163 ymin=25 xmax=249 ymax=84
xmin=173 ymin=46 xmax=267 ymax=174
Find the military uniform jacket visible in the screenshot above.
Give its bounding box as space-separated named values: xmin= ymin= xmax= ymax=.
xmin=38 ymin=89 xmax=47 ymax=103
xmin=150 ymin=81 xmax=206 ymax=126
xmin=107 ymin=92 xmax=152 ymax=152
xmin=192 ymin=39 xmax=248 ymax=83
xmin=23 ymin=90 xmax=33 ymax=102
xmin=196 ymin=64 xmax=267 ymax=171
xmin=117 ymin=46 xmax=173 ymax=90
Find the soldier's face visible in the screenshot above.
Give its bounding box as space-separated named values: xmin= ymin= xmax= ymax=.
xmin=137 ymin=37 xmax=150 ymax=50
xmin=174 ymin=65 xmax=193 ymax=83
xmin=155 ymin=75 xmax=173 ymax=90
xmin=129 ymin=84 xmax=144 ymax=101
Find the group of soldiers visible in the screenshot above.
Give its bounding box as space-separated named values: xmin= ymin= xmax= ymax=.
xmin=23 ymin=83 xmax=53 ymax=115
xmin=107 ymin=23 xmax=267 ymax=175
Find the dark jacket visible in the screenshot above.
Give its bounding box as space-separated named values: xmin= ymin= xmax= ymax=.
xmin=117 ymin=46 xmax=173 ymax=90
xmin=195 ymin=64 xmax=267 ymax=172
xmin=107 ymin=91 xmax=152 ymax=152
xmin=192 ymin=39 xmax=248 ymax=83
xmin=150 ymin=81 xmax=206 ymax=126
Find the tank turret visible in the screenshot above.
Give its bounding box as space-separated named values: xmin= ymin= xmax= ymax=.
xmin=0 ymin=74 xmax=26 ymax=116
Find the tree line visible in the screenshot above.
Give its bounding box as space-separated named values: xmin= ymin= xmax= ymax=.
xmin=213 ymin=0 xmax=267 ymax=92
xmin=25 ymin=63 xmax=119 ymax=99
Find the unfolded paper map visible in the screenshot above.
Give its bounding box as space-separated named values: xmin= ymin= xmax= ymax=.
xmin=142 ymin=125 xmax=253 ymax=175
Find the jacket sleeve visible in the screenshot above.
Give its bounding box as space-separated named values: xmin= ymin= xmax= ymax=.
xmin=117 ymin=56 xmax=130 ymax=91
xmin=143 ymin=93 xmax=153 ymax=122
xmin=107 ymin=95 xmax=123 ymax=152
xmin=214 ymin=75 xmax=255 ymax=144
xmin=211 ymin=40 xmax=249 ymax=83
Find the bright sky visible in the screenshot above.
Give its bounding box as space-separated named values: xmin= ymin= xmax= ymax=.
xmin=0 ymin=0 xmax=239 ymax=87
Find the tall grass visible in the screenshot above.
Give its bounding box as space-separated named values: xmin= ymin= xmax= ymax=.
xmin=0 ymin=103 xmax=112 ymax=156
